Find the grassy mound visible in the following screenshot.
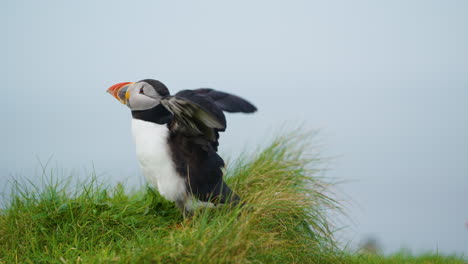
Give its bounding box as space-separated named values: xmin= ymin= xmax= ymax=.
xmin=0 ymin=134 xmax=341 ymax=263
xmin=0 ymin=134 xmax=465 ymax=263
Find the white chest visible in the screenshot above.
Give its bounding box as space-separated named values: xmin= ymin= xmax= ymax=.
xmin=131 ymin=119 xmax=186 ymax=202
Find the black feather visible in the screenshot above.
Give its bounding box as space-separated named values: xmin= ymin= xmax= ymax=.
xmin=191 ymin=88 xmax=257 ymax=113
xmin=131 ymin=104 xmax=173 ymax=124
xmin=167 ymin=132 xmax=240 ymax=204
xmin=174 ymin=90 xmax=227 ymax=129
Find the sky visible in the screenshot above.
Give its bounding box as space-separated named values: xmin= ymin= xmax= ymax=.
xmin=2 ymin=0 xmax=468 ymax=256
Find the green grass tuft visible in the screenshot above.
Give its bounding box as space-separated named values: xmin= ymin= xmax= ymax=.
xmin=0 ymin=133 xmax=464 ymax=263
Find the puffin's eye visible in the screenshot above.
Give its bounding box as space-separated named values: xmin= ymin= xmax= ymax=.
xmin=139 ymin=87 xmax=145 ymax=94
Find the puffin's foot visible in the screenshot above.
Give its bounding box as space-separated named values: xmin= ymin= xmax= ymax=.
xmin=175 ymin=200 xmax=193 ymax=218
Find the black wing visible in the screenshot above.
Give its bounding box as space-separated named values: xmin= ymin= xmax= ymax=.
xmin=163 ymin=89 xmax=257 ymax=151
xmin=191 ymin=88 xmax=257 ymax=113
xmin=160 ymin=89 xmax=255 ymax=204
xmin=160 ymin=91 xmax=226 ymax=147
xmin=160 ymin=92 xmax=239 ymax=203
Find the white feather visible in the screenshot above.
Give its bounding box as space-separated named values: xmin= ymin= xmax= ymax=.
xmin=131 ymin=119 xmax=187 ymax=202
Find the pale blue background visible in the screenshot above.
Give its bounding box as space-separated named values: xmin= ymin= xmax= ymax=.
xmin=2 ymin=0 xmax=467 ymax=255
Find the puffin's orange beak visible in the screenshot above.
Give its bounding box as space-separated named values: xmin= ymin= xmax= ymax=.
xmin=106 ymin=82 xmax=134 ymax=104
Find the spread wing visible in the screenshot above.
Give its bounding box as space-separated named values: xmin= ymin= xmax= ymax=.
xmin=160 ymin=90 xmax=226 ymax=150
xmin=191 ymin=88 xmax=257 ymax=113
xmin=161 ymin=89 xmax=257 ymax=150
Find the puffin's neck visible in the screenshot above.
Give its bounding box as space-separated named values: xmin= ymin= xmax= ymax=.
xmin=131 ymin=104 xmax=173 ymax=125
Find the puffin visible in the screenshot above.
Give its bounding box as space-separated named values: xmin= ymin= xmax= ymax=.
xmin=107 ymin=79 xmax=257 ymax=215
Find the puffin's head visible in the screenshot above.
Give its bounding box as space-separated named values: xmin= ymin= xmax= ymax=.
xmin=107 ymin=79 xmax=170 ymax=111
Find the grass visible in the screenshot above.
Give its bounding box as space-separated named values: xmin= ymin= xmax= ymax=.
xmin=344 ymin=253 xmax=466 ymax=264
xmin=0 ymin=133 xmax=465 ymax=263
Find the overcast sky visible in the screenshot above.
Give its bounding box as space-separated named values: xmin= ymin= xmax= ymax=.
xmin=2 ymin=0 xmax=467 ymax=255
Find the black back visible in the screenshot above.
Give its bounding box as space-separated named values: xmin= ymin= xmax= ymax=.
xmin=168 ymin=132 xmax=239 ymax=203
